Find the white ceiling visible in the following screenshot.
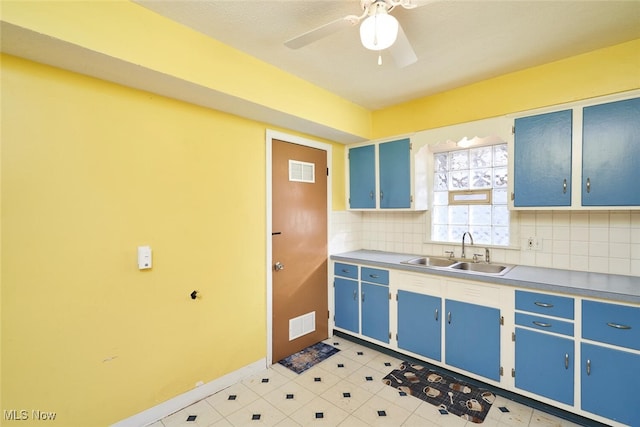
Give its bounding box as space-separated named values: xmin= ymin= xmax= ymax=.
xmin=133 ymin=0 xmax=640 ymax=110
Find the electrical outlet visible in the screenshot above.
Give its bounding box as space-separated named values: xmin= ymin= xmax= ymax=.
xmin=526 ymin=237 xmax=542 ymax=251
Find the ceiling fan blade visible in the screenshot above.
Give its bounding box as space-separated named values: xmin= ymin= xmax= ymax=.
xmin=389 ymin=24 xmax=417 ymax=68
xmin=285 ymin=16 xmax=355 ymax=49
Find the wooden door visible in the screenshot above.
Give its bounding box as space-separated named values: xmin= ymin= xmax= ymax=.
xmin=272 ymin=139 xmax=328 ymax=362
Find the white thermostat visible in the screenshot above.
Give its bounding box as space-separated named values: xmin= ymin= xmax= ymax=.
xmin=137 ymin=246 xmax=152 ymax=270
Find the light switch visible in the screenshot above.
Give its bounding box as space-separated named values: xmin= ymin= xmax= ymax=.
xmin=138 ymin=246 xmax=152 ymax=270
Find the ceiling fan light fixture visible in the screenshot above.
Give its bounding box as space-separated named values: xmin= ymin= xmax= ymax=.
xmin=359 ymin=7 xmax=399 ymax=51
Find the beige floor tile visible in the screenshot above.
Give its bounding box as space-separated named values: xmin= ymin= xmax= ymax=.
xmin=365 ymin=351 xmax=405 ymax=374
xmin=161 ymin=400 xmax=223 ymax=427
xmin=262 ymin=382 xmax=317 ymax=416
xmin=224 ymin=398 xmax=286 ymax=427
xmin=351 ymin=394 xmax=413 ymax=427
xmin=288 ymin=396 xmax=350 ymax=427
xmin=293 ymin=366 xmax=342 ymax=394
xmin=376 ymin=382 xmax=423 ymax=413
xmin=320 ymin=381 xmax=374 ymax=413
xmin=339 ymin=343 xmax=380 ymax=364
xmin=345 ymin=365 xmax=387 ymax=394
xmin=402 ymin=413 xmax=440 ymax=427
xmin=242 ymin=369 xmax=291 ymax=395
xmin=529 ymin=409 xmax=582 ymax=427
xmin=316 ymin=353 xmax=365 ymax=379
xmin=273 ymin=416 xmax=302 ymax=427
xmin=205 ymin=382 xmax=261 ymax=417
xmin=485 ymin=396 xmax=532 ymax=426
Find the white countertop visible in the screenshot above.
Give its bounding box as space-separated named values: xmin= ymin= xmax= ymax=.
xmin=331 ymin=250 xmax=640 ymax=304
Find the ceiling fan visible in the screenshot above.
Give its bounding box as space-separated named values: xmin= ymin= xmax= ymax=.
xmin=285 ymin=0 xmax=426 ymax=68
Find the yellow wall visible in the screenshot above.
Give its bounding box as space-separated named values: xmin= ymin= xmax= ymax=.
xmin=0 ymin=0 xmax=371 ymax=141
xmin=0 ymin=54 xmax=342 ymax=426
xmin=373 ymin=39 xmax=640 ymax=138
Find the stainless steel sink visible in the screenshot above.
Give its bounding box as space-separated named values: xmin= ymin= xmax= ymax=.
xmin=402 ymin=256 xmax=457 ymax=268
xmin=449 ymin=262 xmax=512 ymax=275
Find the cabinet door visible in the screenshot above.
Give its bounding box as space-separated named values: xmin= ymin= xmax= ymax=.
xmin=515 ymin=328 xmax=574 ymax=405
xmin=581 ymin=343 xmax=640 ymax=426
xmin=445 ymin=299 xmax=500 ymax=381
xmin=361 ymin=283 xmax=389 ymax=343
xmin=379 ymin=139 xmax=411 ymax=209
xmin=514 ymin=110 xmax=572 ymax=207
xmin=334 ymin=278 xmax=359 ymax=333
xmin=398 ymin=290 xmax=441 ymax=361
xmin=582 ymin=97 xmax=640 ymax=206
xmin=348 ymin=145 xmax=376 ymax=209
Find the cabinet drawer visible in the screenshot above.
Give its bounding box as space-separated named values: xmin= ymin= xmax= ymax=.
xmin=515 ymin=290 xmax=574 ymax=319
xmin=516 ymin=313 xmax=574 ymax=337
xmin=582 ymin=300 xmax=640 ymax=351
xmin=361 ymin=267 xmax=389 ymax=286
xmin=334 ymin=262 xmax=358 ymax=279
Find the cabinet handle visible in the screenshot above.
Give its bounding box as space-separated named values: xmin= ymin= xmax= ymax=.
xmin=534 ymin=302 xmax=554 ymax=308
xmin=362 ymin=292 xmax=365 ymax=303
xmin=447 ymin=311 xmax=452 ymax=324
xmin=434 ymin=308 xmax=439 ymax=322
xmin=565 ymin=353 xmax=569 ymax=370
xmin=533 ymin=321 xmax=552 ymax=328
xmin=369 ymin=191 xmax=374 ymax=200
xmin=586 ymin=177 xmax=591 ymax=193
xmin=369 ymin=274 xmax=379 ymax=279
xmin=342 ymin=269 xmax=350 ymax=274
xmin=563 ymin=179 xmax=567 ymax=194
xmin=586 ymin=359 xmax=591 ymax=376
xmin=607 ymin=322 xmax=631 ymax=330
xmin=380 ymin=191 xmax=384 ymax=200
xmin=352 ymin=290 xmax=357 ymax=301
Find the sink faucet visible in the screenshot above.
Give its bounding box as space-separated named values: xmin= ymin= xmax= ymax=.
xmin=461 ymin=232 xmax=474 ymax=259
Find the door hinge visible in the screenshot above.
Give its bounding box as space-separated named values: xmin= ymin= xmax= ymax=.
xmin=512 ymin=332 xmax=516 ymax=342
xmin=389 ymin=331 xmax=392 ymax=340
xmin=500 ymin=366 xmax=504 ymax=376
xmin=410 ymin=195 xmax=414 ymax=203
xmin=389 ymin=292 xmax=392 ymax=300
xmin=511 ymin=192 xmax=515 ymax=201
xmin=409 ymin=142 xmax=413 ymax=150
xmin=327 ymin=167 xmax=329 ymax=176
xmin=500 ymin=316 xmax=504 ymax=326
xmin=395 ymin=293 xmax=398 ymax=301
xmin=328 ymin=310 xmax=330 ymax=319
xmin=512 ymin=125 xmax=515 ymax=134
xmin=511 ymin=368 xmax=516 ymax=378
xmin=396 ymin=333 xmax=398 ymax=341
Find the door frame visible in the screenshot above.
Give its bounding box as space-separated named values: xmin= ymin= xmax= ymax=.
xmin=265 ymin=129 xmax=333 ymax=365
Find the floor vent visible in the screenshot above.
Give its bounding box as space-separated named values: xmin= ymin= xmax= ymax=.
xmin=289 ymin=311 xmax=316 ymax=341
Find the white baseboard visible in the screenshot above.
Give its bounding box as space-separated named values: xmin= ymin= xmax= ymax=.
xmin=111 ymin=358 xmax=267 ymax=427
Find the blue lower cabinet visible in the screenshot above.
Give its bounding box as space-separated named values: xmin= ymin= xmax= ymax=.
xmin=398 ymin=290 xmax=441 ymax=361
xmin=445 ymin=299 xmax=500 ymax=381
xmin=581 ymin=343 xmax=640 ymax=426
xmin=334 ymin=278 xmax=359 ymax=333
xmin=515 ymin=328 xmax=574 ymax=405
xmin=361 ymin=283 xmax=390 ymax=343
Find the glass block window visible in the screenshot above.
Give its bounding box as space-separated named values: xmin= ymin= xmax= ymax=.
xmin=432 ymin=143 xmax=509 ymax=246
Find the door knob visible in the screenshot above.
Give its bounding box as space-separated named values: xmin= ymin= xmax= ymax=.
xmin=274 ymin=262 xmax=285 ymax=271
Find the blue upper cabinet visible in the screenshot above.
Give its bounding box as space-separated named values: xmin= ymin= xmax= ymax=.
xmin=347 ymin=136 xmax=428 ymax=211
xmin=513 ymin=109 xmax=573 ymax=207
xmin=582 ymin=97 xmax=640 ymax=206
xmin=379 ymin=139 xmax=411 ymax=209
xmin=348 ymin=144 xmax=376 ymax=209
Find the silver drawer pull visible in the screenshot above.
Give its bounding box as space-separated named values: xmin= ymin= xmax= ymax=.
xmin=447 ymin=312 xmax=452 ymax=324
xmin=352 ymin=290 xmax=357 ymax=301
xmin=369 ymin=274 xmax=379 ymax=279
xmin=533 ymin=321 xmax=552 ymax=328
xmin=341 ymin=269 xmax=351 ymax=274
xmin=362 ymin=292 xmax=365 ymax=303
xmin=586 ymin=359 xmax=591 ymax=376
xmin=565 ymin=353 xmax=569 ymax=370
xmin=534 ymin=302 xmax=554 ymax=308
xmin=434 ymin=308 xmax=439 ymax=322
xmin=607 ymin=322 xmax=631 ymax=330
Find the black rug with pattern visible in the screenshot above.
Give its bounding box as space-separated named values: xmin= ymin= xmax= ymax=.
xmin=382 ymin=361 xmax=495 ymax=423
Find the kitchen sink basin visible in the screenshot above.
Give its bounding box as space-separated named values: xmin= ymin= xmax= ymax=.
xmin=450 ymin=262 xmax=512 ymax=275
xmin=402 ymin=256 xmax=457 ymax=268
xmin=401 ymin=256 xmax=514 ymax=276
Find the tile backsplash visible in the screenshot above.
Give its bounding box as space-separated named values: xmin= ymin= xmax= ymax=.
xmin=330 ymin=210 xmax=640 ymax=277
